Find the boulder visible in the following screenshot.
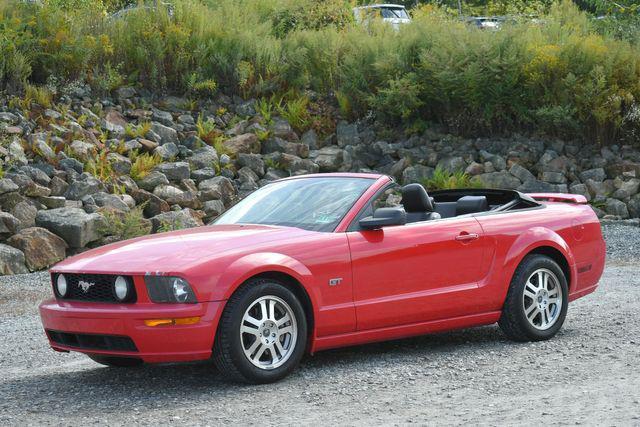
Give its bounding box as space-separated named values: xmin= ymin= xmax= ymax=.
xmin=605 ymin=198 xmax=629 ymax=218
xmin=437 ymin=156 xmax=466 ymax=173
xmin=237 ymin=153 xmax=265 ymax=177
xmin=7 ymin=227 xmax=67 ymax=271
xmin=223 ymin=133 xmax=260 ymax=156
xmin=154 ymin=142 xmax=179 ymax=160
xmin=569 ymin=183 xmax=591 ymax=202
xmin=311 ymin=146 xmax=344 ymax=172
xmin=107 ymin=153 xmax=132 ymax=175
xmin=150 ymin=209 xmax=204 ymax=233
xmin=336 ymin=121 xmax=360 ymax=148
xmin=0 ymin=244 xmax=28 ymax=275
xmin=130 ymin=188 xmax=170 ymax=217
xmin=92 ymin=192 xmax=130 ymax=212
xmin=188 ymin=146 xmax=219 ymax=169
xmin=10 ymin=201 xmax=37 ymax=230
xmin=64 ymin=174 xmax=103 ymax=200
xmin=478 ymin=172 xmax=521 ymax=190
xmin=152 ymin=109 xmax=174 ymax=126
xmin=151 ymin=122 xmax=179 ymax=145
xmin=203 ymin=200 xmax=225 ymax=218
xmin=198 ymin=176 xmax=236 ymax=205
xmin=628 ymin=194 xmax=640 ymax=218
xmin=0 ymin=212 xmax=21 ymax=236
xmin=402 ymin=165 xmax=434 ymax=185
xmin=580 ymin=168 xmax=606 ymax=183
xmin=153 ymin=185 xmax=201 ymax=208
xmin=137 ymin=171 xmax=169 ymax=192
xmin=155 ymin=162 xmax=190 ymax=182
xmin=0 ymin=178 xmax=19 ymax=195
xmin=35 ymin=208 xmax=104 ymax=248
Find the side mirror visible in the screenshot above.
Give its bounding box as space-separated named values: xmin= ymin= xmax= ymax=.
xmin=359 ymin=207 xmax=406 ymax=230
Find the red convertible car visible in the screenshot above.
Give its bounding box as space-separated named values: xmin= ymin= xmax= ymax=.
xmin=39 ymin=173 xmax=605 ymax=383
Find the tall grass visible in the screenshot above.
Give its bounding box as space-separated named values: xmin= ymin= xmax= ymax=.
xmin=3 ymin=0 xmax=640 ymax=144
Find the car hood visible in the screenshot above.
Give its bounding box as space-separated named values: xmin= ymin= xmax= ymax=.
xmin=52 ymin=224 xmax=313 ymax=275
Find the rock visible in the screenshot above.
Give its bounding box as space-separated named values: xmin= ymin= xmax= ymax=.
xmin=92 ymin=192 xmax=130 ymax=212
xmin=38 ymin=196 xmax=66 ymax=209
xmin=32 ymin=137 xmax=56 ymax=162
xmin=437 ymin=156 xmax=466 ymax=173
xmin=182 ymin=135 xmax=203 ymax=150
xmin=11 ymin=202 xmax=37 ymax=230
xmin=35 ymin=208 xmax=104 ymax=248
xmin=390 ymin=158 xmax=410 ymax=180
xmin=102 ymin=111 xmax=126 ymax=137
xmin=605 ymin=198 xmax=629 ymax=218
xmin=153 ymin=185 xmax=200 ymax=208
xmin=8 ymin=140 xmax=28 ymax=165
xmin=628 ymin=194 xmax=640 ymax=218
xmin=70 ymin=140 xmax=96 ymax=159
xmin=137 ymin=171 xmax=169 ymax=191
xmin=154 ymin=142 xmax=179 ymax=160
xmin=155 ymin=162 xmax=190 ymax=182
xmin=235 ymin=99 xmax=256 ymax=116
xmin=150 ymin=209 xmax=204 ymax=233
xmin=151 ymin=122 xmax=179 ymax=145
xmin=0 ymin=178 xmax=19 ymax=195
xmin=402 ymin=165 xmax=434 ymax=185
xmin=188 ymin=146 xmax=219 ymax=169
xmin=311 ymin=146 xmax=344 ymax=172
xmin=223 ymin=133 xmax=260 ymax=156
xmin=585 ymin=179 xmax=615 ymax=198
xmin=152 ymin=108 xmax=174 ymax=126
xmin=465 ymin=162 xmax=484 ymax=176
xmin=263 ymin=137 xmax=309 ymax=158
xmin=64 ymin=174 xmax=103 ymax=200
xmin=138 ymin=138 xmax=159 ymax=152
xmin=58 ymin=157 xmax=84 ymax=174
xmin=0 ymin=112 xmax=19 ymax=124
xmin=19 ymin=165 xmax=51 ymax=186
xmin=0 ymin=212 xmax=21 ymax=236
xmin=336 ymin=121 xmax=360 ymax=148
xmin=177 ymin=114 xmax=195 ymax=125
xmin=518 ymin=179 xmax=559 ymax=193
xmin=237 ymin=153 xmax=265 ymax=177
xmin=612 ymin=179 xmax=640 ymax=200
xmin=570 ymin=183 xmax=591 ymax=202
xmin=541 ymin=171 xmax=567 ymax=184
xmin=270 ymin=118 xmax=298 ymax=141
xmin=509 ymin=164 xmax=536 ymax=183
xmin=7 ymin=227 xmax=67 ymax=271
xmin=191 ymin=168 xmax=217 ymax=184
xmin=198 ymin=176 xmax=236 ymax=205
xmin=130 ymin=189 xmax=170 ymax=217
xmin=115 ymin=86 xmax=136 ymax=99
xmin=580 ymin=168 xmax=606 ymax=183
xmin=203 ymin=199 xmax=225 ymax=218
xmin=0 ymin=244 xmax=28 ymax=275
xmin=107 ymin=153 xmax=132 ymax=175
xmin=479 ymin=172 xmax=521 ymax=190
xmin=301 ymin=129 xmax=319 ymax=150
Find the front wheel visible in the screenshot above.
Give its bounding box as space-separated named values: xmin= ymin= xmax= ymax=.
xmin=499 ymin=254 xmax=569 ymax=342
xmin=213 ymin=278 xmax=307 ymax=383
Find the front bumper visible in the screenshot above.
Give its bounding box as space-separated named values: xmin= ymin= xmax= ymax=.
xmin=39 ymin=298 xmax=225 ymax=363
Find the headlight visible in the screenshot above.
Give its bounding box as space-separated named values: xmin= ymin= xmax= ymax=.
xmin=55 ymin=274 xmax=68 ymax=298
xmin=113 ymin=275 xmax=133 ymax=302
xmin=145 ymin=276 xmax=197 ymax=303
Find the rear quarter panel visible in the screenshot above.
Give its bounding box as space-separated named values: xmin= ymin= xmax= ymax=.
xmin=474 ymin=202 xmax=605 ymax=312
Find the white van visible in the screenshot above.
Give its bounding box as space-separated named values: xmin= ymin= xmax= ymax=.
xmin=353 ymin=4 xmax=411 ymax=30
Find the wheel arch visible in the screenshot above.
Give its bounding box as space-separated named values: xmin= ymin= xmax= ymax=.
xmin=502 ymin=227 xmax=578 ymax=294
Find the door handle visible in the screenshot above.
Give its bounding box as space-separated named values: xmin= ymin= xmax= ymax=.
xmin=455 ymin=232 xmax=479 ymax=242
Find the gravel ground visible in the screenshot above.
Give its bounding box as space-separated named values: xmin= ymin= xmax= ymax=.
xmin=0 ymin=224 xmax=639 ymax=426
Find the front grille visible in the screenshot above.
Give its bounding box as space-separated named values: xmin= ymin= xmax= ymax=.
xmin=53 ymin=273 xmax=136 ymax=303
xmin=46 ymin=330 xmax=138 ymax=352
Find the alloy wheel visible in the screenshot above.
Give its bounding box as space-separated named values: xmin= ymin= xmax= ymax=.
xmin=522 ymin=268 xmax=563 ymax=331
xmin=240 ymin=295 xmax=298 ymax=370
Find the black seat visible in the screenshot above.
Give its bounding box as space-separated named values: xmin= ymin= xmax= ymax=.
xmin=456 ymin=195 xmax=489 ymax=215
xmin=401 ymin=184 xmax=441 ymax=223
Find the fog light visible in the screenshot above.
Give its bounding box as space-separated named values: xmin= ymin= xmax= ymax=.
xmin=55 ymin=274 xmax=68 ymax=298
xmin=114 ymin=276 xmax=131 ymax=301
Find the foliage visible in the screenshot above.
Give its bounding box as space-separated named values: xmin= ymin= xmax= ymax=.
xmin=4 ymin=0 xmax=640 ymax=144
xmin=129 ymin=151 xmax=162 ymax=180
xmin=99 ymin=205 xmax=152 ymax=242
xmin=423 ymin=166 xmax=483 ymax=190
xmin=85 ymin=150 xmax=115 ymax=181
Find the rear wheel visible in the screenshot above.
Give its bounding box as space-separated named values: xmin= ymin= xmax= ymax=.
xmin=213 ymin=278 xmax=307 ymax=383
xmin=88 ymin=355 xmax=143 ymax=368
xmin=499 ymin=254 xmax=568 ymax=342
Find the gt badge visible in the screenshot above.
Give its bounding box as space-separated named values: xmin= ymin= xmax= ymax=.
xmin=328 ymin=278 xmax=342 ymax=286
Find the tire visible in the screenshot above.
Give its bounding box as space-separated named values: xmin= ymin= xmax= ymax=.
xmin=499 ymin=254 xmax=569 ymax=342
xmin=213 ymin=278 xmax=307 ymax=384
xmin=88 ymin=355 xmax=143 ymax=368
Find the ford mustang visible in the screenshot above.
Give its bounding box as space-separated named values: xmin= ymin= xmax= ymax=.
xmin=39 ymin=173 xmax=606 ymax=383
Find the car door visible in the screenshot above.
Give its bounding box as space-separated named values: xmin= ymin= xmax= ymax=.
xmin=347 ymin=216 xmax=489 ymax=331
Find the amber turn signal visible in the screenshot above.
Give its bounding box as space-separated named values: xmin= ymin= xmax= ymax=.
xmin=144 ymin=317 xmax=201 ymax=327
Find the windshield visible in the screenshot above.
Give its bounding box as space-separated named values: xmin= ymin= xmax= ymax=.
xmin=381 ymin=7 xmax=408 ymax=19
xmin=215 ymin=177 xmax=374 ymax=232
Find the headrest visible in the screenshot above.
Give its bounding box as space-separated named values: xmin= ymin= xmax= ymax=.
xmin=456 ymin=195 xmax=489 ymax=215
xmin=401 ymin=184 xmax=434 ymax=212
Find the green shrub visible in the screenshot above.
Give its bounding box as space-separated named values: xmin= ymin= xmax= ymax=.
xmin=423 ymin=166 xmax=483 ymax=191
xmin=99 ymin=205 xmax=152 ymax=242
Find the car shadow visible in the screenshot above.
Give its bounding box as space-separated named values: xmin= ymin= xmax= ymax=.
xmin=2 ymin=324 xmax=510 ymax=412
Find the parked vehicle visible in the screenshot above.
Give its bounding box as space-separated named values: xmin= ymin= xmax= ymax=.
xmin=39 ymin=173 xmax=605 ymax=383
xmin=466 ymin=16 xmax=505 ymax=30
xmin=353 ymin=4 xmax=411 ymax=29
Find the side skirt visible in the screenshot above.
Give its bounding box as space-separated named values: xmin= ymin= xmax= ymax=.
xmin=310 ymin=311 xmax=502 ymax=353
